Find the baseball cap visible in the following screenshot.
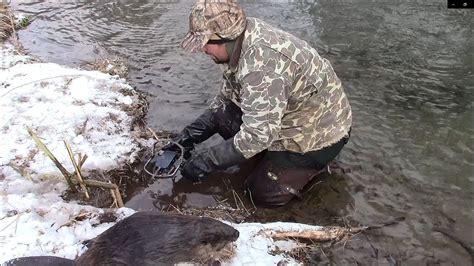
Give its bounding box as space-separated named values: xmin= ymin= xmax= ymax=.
xmin=181 ymin=0 xmax=246 ymax=52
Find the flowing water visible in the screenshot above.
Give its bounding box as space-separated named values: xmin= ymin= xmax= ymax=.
xmin=11 ymin=0 xmax=473 ymax=264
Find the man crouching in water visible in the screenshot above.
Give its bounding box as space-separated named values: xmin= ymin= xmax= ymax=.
xmin=170 ymin=0 xmax=352 ymax=207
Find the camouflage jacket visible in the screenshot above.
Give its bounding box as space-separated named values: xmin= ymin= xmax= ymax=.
xmin=211 ymin=18 xmax=352 ymax=159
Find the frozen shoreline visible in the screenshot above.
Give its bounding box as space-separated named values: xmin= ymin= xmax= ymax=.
xmin=0 ymin=42 xmax=150 ymax=261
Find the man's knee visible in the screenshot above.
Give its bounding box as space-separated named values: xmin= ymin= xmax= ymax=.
xmin=244 ymin=157 xmax=324 ymax=207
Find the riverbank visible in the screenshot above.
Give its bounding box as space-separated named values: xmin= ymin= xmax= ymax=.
xmin=0 ymin=39 xmax=149 ymax=258
xmin=3 ymin=1 xmax=473 ymax=264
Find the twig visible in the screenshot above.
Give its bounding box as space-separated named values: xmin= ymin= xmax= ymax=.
xmin=348 ymin=216 xmax=406 ymax=234
xmin=110 ymin=189 xmax=118 ymax=208
xmin=168 ymin=203 xmax=183 ymax=214
xmin=7 ymin=11 xmax=19 ymax=50
xmin=264 ymin=217 xmax=406 ymax=242
xmin=7 ymin=162 xmax=32 ymax=181
xmin=247 ymin=189 xmax=257 ymax=213
xmin=14 ymin=212 xmax=20 ymax=234
xmin=64 ymin=141 xmax=89 ymax=199
xmin=266 ymin=227 xmax=347 ymax=242
xmin=26 ymin=127 xmax=77 ymax=192
xmin=146 ymin=126 xmax=161 ymax=141
xmin=212 ymin=195 xmax=228 ymax=205
xmin=112 ymin=186 xmax=124 ymax=208
xmin=79 ymin=154 xmax=88 ymax=168
xmin=69 ymin=178 xmax=124 ymax=208
xmin=0 ymin=213 xmax=20 ymax=232
xmin=232 ymin=190 xmax=239 ymax=210
xmin=232 ymin=190 xmax=249 ymax=215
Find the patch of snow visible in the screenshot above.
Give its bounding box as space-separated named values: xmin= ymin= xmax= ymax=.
xmin=0 ymin=61 xmax=140 ymax=178
xmin=0 ymin=44 xmax=33 ymax=69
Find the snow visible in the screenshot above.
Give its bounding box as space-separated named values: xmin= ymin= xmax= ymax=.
xmin=0 ymin=42 xmax=319 ymax=265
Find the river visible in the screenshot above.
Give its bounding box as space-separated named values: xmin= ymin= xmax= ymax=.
xmin=11 ymin=0 xmax=473 ymax=264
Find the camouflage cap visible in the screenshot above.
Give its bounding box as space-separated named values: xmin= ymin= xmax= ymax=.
xmin=181 ymin=0 xmax=247 ymax=52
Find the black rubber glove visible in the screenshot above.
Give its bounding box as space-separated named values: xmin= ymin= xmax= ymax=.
xmin=181 ymin=138 xmax=246 ymax=182
xmin=165 ymin=109 xmax=217 ymax=159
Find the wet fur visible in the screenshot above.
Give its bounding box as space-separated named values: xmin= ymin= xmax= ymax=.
xmin=76 ymin=212 xmax=239 ymax=265
xmin=3 ymin=256 xmax=74 ymax=266
xmin=4 ymin=212 xmax=239 ymax=266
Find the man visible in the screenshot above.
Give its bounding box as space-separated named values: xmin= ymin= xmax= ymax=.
xmin=172 ymin=0 xmax=352 ymax=207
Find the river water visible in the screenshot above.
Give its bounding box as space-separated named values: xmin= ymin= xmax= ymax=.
xmin=11 ymin=0 xmax=473 ymax=264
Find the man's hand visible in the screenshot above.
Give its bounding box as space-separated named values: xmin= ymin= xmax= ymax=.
xmin=181 ymin=152 xmax=213 ymax=182
xmin=180 ymin=138 xmax=246 ymax=182
xmin=163 ymin=109 xmax=218 ymax=159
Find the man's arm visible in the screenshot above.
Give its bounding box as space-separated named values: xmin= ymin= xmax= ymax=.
xmin=179 ymin=69 xmax=291 ymax=182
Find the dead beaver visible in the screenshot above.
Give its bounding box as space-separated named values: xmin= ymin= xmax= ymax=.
xmin=3 ymin=211 xmax=239 ymax=265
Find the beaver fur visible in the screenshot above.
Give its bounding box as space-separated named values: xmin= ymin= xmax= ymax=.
xmin=2 ymin=256 xmax=74 ymax=266
xmin=3 ymin=211 xmax=239 ymax=266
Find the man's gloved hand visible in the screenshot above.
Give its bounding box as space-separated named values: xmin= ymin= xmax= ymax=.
xmin=181 ymin=138 xmax=246 ymax=182
xmin=163 ymin=109 xmax=218 ymax=159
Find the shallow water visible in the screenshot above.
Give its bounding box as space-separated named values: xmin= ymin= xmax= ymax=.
xmin=12 ymin=0 xmax=473 ymax=264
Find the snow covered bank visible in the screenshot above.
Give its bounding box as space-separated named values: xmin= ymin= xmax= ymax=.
xmin=1 ymin=45 xmax=145 ymax=176
xmin=0 ymin=42 xmax=149 ymax=261
xmin=0 ymin=42 xmax=321 ymax=265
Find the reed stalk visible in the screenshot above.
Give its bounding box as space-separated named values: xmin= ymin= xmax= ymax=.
xmin=26 ymin=127 xmax=124 ymax=207
xmin=64 ymin=141 xmax=89 ymax=199
xmin=26 ymin=127 xmax=77 ymax=192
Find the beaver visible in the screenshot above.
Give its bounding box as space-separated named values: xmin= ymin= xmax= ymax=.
xmin=3 ymin=211 xmax=239 ymax=265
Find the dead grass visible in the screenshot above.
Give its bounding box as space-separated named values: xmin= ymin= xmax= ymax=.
xmin=189 ymin=242 xmax=236 ymax=265
xmin=180 ymin=205 xmax=249 ymax=224
xmin=0 ymin=3 xmax=32 ymax=54
xmin=85 ymin=56 xmax=129 ymax=79
xmin=0 ymin=3 xmax=14 ymax=42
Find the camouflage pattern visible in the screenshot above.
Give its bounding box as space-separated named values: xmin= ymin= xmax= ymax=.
xmin=212 ymin=18 xmax=352 ymax=159
xmin=181 ymin=0 xmax=246 ymax=52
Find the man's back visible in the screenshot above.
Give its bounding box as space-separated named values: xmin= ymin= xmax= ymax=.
xmin=228 ymin=18 xmax=352 ymax=156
